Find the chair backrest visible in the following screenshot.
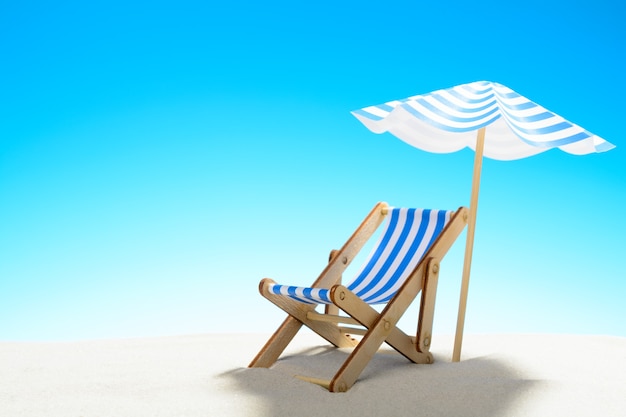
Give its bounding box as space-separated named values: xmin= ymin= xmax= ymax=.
xmin=346 ymin=208 xmax=452 ymax=304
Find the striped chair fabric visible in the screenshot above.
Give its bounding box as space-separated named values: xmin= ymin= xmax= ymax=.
xmin=269 ymin=208 xmax=452 ymax=305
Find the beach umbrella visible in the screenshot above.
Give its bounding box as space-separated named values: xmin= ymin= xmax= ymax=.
xmin=351 ymin=80 xmax=615 ymax=361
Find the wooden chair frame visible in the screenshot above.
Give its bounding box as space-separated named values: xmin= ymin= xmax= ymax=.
xmin=249 ymin=202 xmax=468 ymax=392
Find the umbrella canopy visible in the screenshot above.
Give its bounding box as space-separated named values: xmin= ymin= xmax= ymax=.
xmin=352 ymin=80 xmax=614 ymax=160
xmin=352 ymin=81 xmax=615 ymax=362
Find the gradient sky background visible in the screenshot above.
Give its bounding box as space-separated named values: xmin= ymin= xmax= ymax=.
xmin=1 ymin=0 xmax=625 ymax=342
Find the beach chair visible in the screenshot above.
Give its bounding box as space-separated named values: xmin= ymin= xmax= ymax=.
xmin=249 ymin=202 xmax=468 ymax=392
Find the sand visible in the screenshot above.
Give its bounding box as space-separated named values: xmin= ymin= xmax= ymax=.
xmin=1 ymin=331 xmax=625 ymax=416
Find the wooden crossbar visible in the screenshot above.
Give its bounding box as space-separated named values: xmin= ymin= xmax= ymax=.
xmin=338 ymin=326 xmax=367 ymax=336
xmin=306 ymin=311 xmax=360 ymax=326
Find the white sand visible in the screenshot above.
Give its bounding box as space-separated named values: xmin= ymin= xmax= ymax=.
xmin=1 ymin=331 xmax=625 ymax=416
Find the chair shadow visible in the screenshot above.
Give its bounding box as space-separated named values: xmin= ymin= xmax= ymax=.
xmin=221 ymin=343 xmax=540 ymax=417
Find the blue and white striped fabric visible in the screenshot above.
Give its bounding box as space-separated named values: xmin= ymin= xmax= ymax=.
xmin=269 ymin=208 xmax=452 ymax=305
xmin=351 ymin=81 xmax=615 ymax=161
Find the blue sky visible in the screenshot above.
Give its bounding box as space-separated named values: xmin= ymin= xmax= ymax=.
xmin=1 ymin=0 xmax=625 ymax=341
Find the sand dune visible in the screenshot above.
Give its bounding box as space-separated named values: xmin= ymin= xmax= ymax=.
xmin=1 ymin=331 xmax=624 ymax=416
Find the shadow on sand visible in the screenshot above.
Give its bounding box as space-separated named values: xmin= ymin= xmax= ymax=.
xmin=222 ymin=342 xmax=539 ymax=417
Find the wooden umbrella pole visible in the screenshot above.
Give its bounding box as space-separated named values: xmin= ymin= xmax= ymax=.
xmin=452 ymin=127 xmax=486 ymax=362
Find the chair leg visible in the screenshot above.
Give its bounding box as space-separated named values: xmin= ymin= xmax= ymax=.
xmin=249 ymin=315 xmax=303 ymax=368
xmin=328 ymin=316 xmax=391 ymax=392
xmin=416 ymin=257 xmax=440 ymax=354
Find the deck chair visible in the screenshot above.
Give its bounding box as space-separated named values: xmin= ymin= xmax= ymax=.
xmin=249 ymin=202 xmax=468 ymax=392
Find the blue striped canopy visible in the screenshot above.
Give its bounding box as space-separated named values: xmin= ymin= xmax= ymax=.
xmin=269 ymin=207 xmax=452 ymax=305
xmin=352 ymin=81 xmax=615 ymax=161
